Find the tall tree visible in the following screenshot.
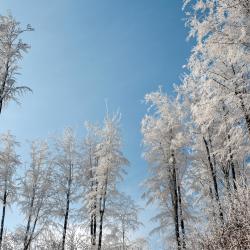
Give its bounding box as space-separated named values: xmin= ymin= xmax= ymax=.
xmin=0 ymin=131 xmax=20 ymax=249
xmin=79 ymin=123 xmax=99 ymax=247
xmin=142 ymin=89 xmax=188 ymax=249
xmin=180 ymin=0 xmax=250 ymax=221
xmin=0 ymin=14 xmax=32 ymax=114
xmin=18 ymin=140 xmax=53 ymax=250
xmin=52 ymin=128 xmax=80 ymax=250
xmin=95 ymin=112 xmax=129 ymax=250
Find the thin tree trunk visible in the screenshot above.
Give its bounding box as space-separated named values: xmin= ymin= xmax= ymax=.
xmin=97 ymin=171 xmax=108 ymax=250
xmin=227 ymin=134 xmax=237 ymax=191
xmin=23 ymin=188 xmax=36 ymax=250
xmin=62 ymin=165 xmax=72 ymax=250
xmin=223 ymin=166 xmax=231 ymax=193
xmin=231 ymin=163 xmax=237 ymax=190
xmin=122 ymin=223 xmax=125 ymax=250
xmin=62 ymin=189 xmax=70 ymax=250
xmin=203 ymin=137 xmax=224 ymax=222
xmin=91 ymin=213 xmax=97 ymax=246
xmin=90 ymin=157 xmax=97 ymax=246
xmin=0 ymin=60 xmax=10 ymax=114
xmin=0 ymin=189 xmax=7 ymax=249
xmin=177 ymin=184 xmax=186 ymax=249
xmin=98 ymin=210 xmax=104 ymax=250
xmin=239 ymin=96 xmax=250 ymax=137
xmin=24 ymin=206 xmax=41 ymax=250
xmin=232 ymin=63 xmax=250 ymax=137
xmin=171 ymin=151 xmax=181 ymax=250
xmin=173 ymin=173 xmax=181 ymax=250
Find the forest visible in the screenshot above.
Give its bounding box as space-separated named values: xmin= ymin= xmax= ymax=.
xmin=0 ymin=0 xmax=249 ymax=249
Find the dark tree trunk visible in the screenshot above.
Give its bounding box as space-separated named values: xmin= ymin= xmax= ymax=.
xmin=227 ymin=134 xmax=237 ymax=191
xmin=91 ymin=212 xmax=97 ymax=246
xmin=223 ymin=166 xmax=231 ymax=193
xmin=62 ymin=189 xmax=70 ymax=250
xmin=203 ymin=137 xmax=224 ymax=222
xmin=122 ymin=229 xmax=125 ymax=250
xmin=231 ymin=163 xmax=237 ymax=191
xmin=23 ymin=188 xmax=36 ymax=250
xmin=90 ymin=159 xmax=97 ymax=246
xmin=240 ymin=97 xmax=250 ymax=137
xmin=23 ymin=206 xmax=41 ymax=250
xmin=97 ymin=171 xmax=108 ymax=250
xmin=171 ymin=151 xmax=181 ymax=250
xmin=62 ymin=165 xmax=72 ymax=250
xmin=0 ymin=189 xmax=7 ymax=249
xmin=0 ymin=60 xmax=10 ymax=114
xmin=232 ymin=64 xmax=250 ymax=137
xmin=178 ymin=184 xmax=186 ymax=249
xmin=98 ymin=210 xmax=104 ymax=250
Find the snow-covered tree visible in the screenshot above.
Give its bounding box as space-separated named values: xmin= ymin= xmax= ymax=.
xmin=0 ymin=131 xmax=20 ymax=249
xmin=0 ymin=14 xmax=32 ymax=114
xmin=80 ymin=113 xmax=129 ymax=250
xmin=187 ymin=183 xmax=250 ymax=250
xmin=78 ymin=122 xmax=99 ymax=247
xmin=105 ymin=192 xmax=142 ymax=250
xmin=95 ymin=112 xmax=129 ymax=250
xmin=52 ymin=128 xmax=80 ymax=250
xmin=142 ymin=89 xmax=189 ymax=249
xmin=180 ymin=0 xmax=250 ymax=220
xmin=18 ymin=140 xmax=52 ymax=250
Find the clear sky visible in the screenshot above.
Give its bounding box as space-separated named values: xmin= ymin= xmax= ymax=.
xmin=0 ymin=0 xmax=192 ymax=248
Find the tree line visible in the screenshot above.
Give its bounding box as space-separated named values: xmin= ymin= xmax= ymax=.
xmin=0 ymin=0 xmax=249 ymax=249
xmin=0 ymin=14 xmax=146 ymax=250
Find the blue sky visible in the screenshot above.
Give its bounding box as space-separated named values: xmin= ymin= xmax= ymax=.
xmin=0 ymin=0 xmax=192 ymax=248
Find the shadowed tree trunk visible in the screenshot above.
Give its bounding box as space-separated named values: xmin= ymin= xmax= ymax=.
xmin=98 ymin=209 xmax=104 ymax=250
xmin=23 ymin=187 xmax=36 ymax=250
xmin=178 ymin=184 xmax=186 ymax=249
xmin=61 ymin=165 xmax=72 ymax=250
xmin=171 ymin=151 xmax=181 ymax=250
xmin=0 ymin=60 xmax=10 ymax=115
xmin=90 ymin=157 xmax=97 ymax=247
xmin=227 ymin=134 xmax=237 ymax=191
xmin=203 ymin=136 xmax=224 ymax=222
xmin=232 ymin=64 xmax=250 ymax=137
xmin=97 ymin=171 xmax=108 ymax=250
xmin=0 ymin=187 xmax=7 ymax=250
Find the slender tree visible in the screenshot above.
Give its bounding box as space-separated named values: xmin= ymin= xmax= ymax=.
xmin=18 ymin=140 xmax=52 ymax=250
xmin=0 ymin=14 xmax=32 ymax=114
xmin=107 ymin=192 xmax=142 ymax=250
xmin=53 ymin=128 xmax=80 ymax=250
xmin=0 ymin=131 xmax=20 ymax=249
xmin=142 ymin=89 xmax=188 ymax=249
xmin=79 ymin=123 xmax=99 ymax=247
xmin=95 ymin=113 xmax=129 ymax=250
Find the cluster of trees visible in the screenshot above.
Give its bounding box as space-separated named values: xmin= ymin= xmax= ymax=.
xmin=141 ymin=0 xmax=250 ymax=249
xmin=0 ymin=125 xmax=145 ymax=250
xmin=0 ymin=13 xmax=146 ymax=250
xmin=0 ymin=0 xmax=249 ymax=249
